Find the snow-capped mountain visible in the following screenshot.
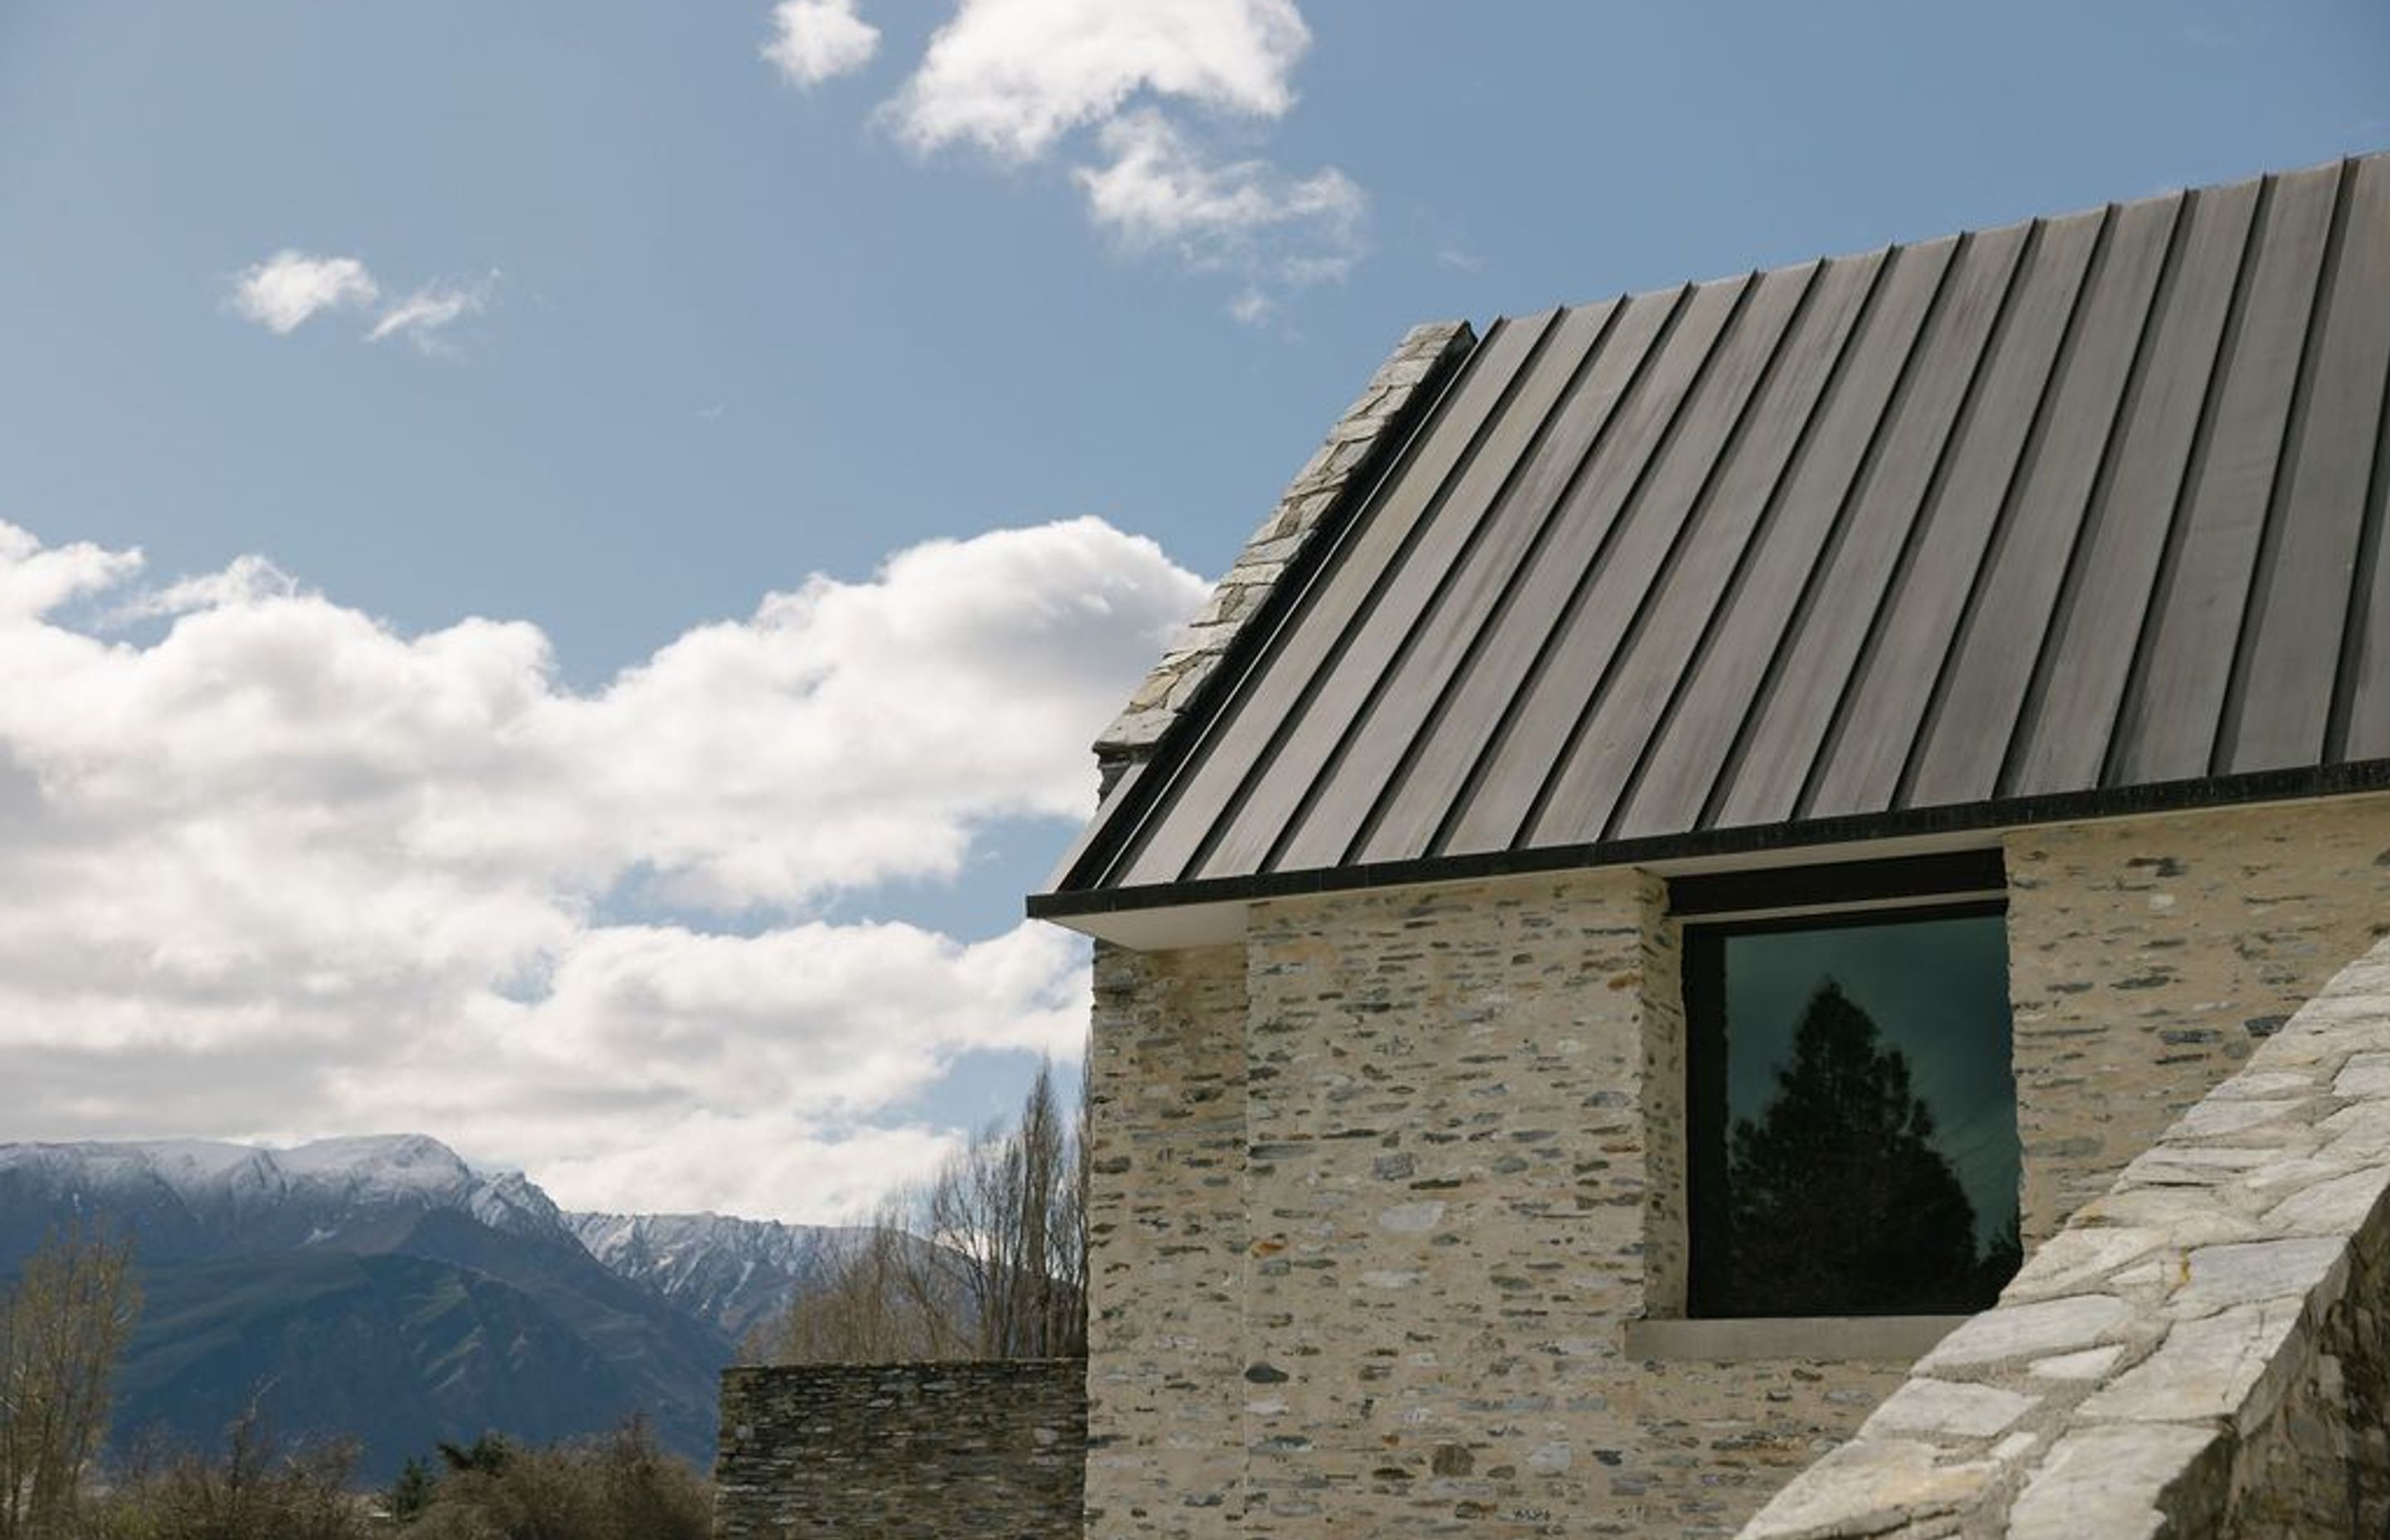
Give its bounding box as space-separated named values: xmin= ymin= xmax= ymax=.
xmin=0 ymin=1135 xmax=729 ymax=1479
xmin=0 ymin=1134 xmax=561 ymax=1265
xmin=567 ymin=1211 xmax=881 ymax=1343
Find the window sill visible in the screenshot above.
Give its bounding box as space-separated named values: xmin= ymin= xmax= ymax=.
xmin=1622 ymin=1314 xmax=1967 ymax=1364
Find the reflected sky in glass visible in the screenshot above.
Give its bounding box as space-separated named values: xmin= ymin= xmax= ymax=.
xmin=1722 ymin=912 xmax=2017 ymax=1250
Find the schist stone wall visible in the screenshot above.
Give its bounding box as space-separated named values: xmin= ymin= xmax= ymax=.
xmin=2003 ymin=793 xmax=2390 ymax=1243
xmin=712 ymin=1359 xmax=1084 ymax=1540
xmin=1083 ymin=793 xmax=2390 ymax=1538
xmin=1086 ymin=943 xmax=1250 ymax=1533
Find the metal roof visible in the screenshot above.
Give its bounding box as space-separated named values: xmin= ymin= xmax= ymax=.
xmin=1036 ymin=151 xmax=2390 ymax=920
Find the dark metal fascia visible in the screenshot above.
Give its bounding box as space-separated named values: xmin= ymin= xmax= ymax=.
xmin=1026 ymin=759 xmax=2390 ymax=920
xmin=1666 ymin=849 xmax=2007 ymax=918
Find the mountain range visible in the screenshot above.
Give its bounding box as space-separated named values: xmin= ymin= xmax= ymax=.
xmin=0 ymin=1136 xmax=861 ymax=1482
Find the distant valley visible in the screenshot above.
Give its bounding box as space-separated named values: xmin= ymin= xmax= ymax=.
xmin=0 ymin=1136 xmax=866 ymax=1481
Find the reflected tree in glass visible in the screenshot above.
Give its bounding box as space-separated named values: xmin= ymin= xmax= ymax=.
xmin=1724 ymin=978 xmax=1996 ymax=1315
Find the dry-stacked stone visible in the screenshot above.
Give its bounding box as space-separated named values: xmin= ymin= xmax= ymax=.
xmin=711 ymin=1360 xmax=1085 ymax=1540
xmin=1092 ymin=320 xmax=1474 ymax=792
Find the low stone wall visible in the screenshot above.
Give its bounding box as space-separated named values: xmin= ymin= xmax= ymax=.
xmin=1739 ymin=933 xmax=2390 ymax=1540
xmin=711 ymin=1359 xmax=1085 ymax=1540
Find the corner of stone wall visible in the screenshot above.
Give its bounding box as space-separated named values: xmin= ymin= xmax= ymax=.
xmin=1083 ymin=940 xmax=1250 ymax=1538
xmin=1091 ymin=319 xmax=1475 ymax=794
xmin=1737 ymin=931 xmax=2390 ymax=1540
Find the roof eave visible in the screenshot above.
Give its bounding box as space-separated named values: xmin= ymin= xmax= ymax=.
xmin=1030 ymin=762 xmax=2390 ymax=942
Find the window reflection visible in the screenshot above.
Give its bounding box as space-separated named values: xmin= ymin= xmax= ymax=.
xmin=1690 ymin=907 xmax=2020 ymax=1318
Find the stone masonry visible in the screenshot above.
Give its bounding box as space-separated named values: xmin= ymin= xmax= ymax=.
xmin=2004 ymin=795 xmax=2390 ymax=1241
xmin=1092 ymin=320 xmax=1473 ymax=791
xmin=1085 ymin=943 xmax=1250 ymax=1537
xmin=1739 ymin=931 xmax=2390 ymax=1540
xmin=1090 ymin=870 xmax=1913 ymax=1538
xmin=711 ymin=1359 xmax=1084 ymax=1540
xmin=1082 ymin=792 xmax=2390 ymax=1538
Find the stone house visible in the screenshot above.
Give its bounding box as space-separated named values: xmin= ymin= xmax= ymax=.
xmin=1030 ymin=149 xmax=2390 ymax=1538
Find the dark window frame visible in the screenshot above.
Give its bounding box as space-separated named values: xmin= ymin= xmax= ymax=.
xmin=1673 ymin=856 xmax=2012 ymax=1320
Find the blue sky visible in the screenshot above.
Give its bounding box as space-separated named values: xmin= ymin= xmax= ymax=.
xmin=0 ymin=0 xmax=2381 ymax=1221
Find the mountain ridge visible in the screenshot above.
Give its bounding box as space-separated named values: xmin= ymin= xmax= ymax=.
xmin=0 ymin=1134 xmax=855 ymax=1480
xmin=565 ymin=1209 xmax=880 ymax=1345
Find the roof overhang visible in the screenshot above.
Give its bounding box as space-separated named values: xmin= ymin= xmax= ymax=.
xmin=1031 ymin=766 xmax=2390 ymax=949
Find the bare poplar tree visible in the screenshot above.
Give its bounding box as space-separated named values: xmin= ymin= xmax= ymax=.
xmin=0 ymin=1223 xmax=140 ymax=1538
xmin=758 ymin=1051 xmax=1090 ymax=1364
xmin=754 ymin=1201 xmax=967 ymax=1366
xmin=924 ymin=1059 xmax=1086 ymax=1359
xmin=1054 ymin=1057 xmax=1090 ymax=1360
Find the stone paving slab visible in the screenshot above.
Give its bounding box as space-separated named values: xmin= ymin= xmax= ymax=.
xmin=1915 ymin=1294 xmax=2134 ymax=1372
xmin=1859 ymin=1379 xmax=2038 ymax=1441
xmin=2005 ymin=1424 xmax=2220 ymax=1540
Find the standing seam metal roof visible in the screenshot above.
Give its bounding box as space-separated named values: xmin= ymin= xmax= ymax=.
xmin=1036 ymin=151 xmax=2390 ymax=917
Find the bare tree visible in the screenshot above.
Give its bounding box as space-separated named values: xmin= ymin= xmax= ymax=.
xmin=758 ymin=1053 xmax=1090 ymax=1365
xmin=750 ymin=1198 xmax=967 ymax=1366
xmin=1054 ymin=1059 xmax=1090 ymax=1360
xmin=87 ymin=1398 xmax=368 ymax=1540
xmin=0 ymin=1223 xmax=140 ymax=1538
xmin=924 ymin=1059 xmax=1086 ymax=1359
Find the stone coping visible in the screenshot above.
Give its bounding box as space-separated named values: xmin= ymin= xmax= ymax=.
xmin=1623 ymin=1315 xmax=1966 ymax=1363
xmin=1092 ymin=319 xmax=1474 ymax=783
xmin=1739 ymin=932 xmax=2390 ymax=1540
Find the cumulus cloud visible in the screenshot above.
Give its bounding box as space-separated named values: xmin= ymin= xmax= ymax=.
xmin=228 ymin=253 xmax=495 ymax=353
xmin=763 ymin=0 xmax=881 ymax=85
xmin=1077 ymin=110 xmax=1363 ymax=290
xmin=0 ymin=519 xmax=1206 ymax=1221
xmin=889 ymin=0 xmax=1309 ymax=161
xmin=863 ymin=0 xmax=1362 ymax=313
xmin=107 ymin=553 xmax=298 ymax=622
xmin=366 ymin=275 xmax=497 ymax=353
xmin=0 ymin=525 xmax=144 ymax=620
xmin=227 ymin=251 xmax=381 ymax=334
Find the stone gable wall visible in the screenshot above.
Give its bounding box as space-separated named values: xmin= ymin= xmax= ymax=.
xmin=711 ymin=1359 xmax=1084 ymax=1540
xmin=1235 ymin=872 xmax=1915 ymax=1537
xmin=1077 ymin=791 xmax=2390 ymax=1538
xmin=1739 ymin=933 xmax=2390 ymax=1540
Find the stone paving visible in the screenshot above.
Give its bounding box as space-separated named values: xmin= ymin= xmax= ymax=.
xmin=1738 ymin=934 xmax=2390 ymax=1540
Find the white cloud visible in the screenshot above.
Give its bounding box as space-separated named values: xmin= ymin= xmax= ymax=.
xmin=0 ymin=518 xmax=1206 ymax=1221
xmin=108 ymin=553 xmax=298 ymax=622
xmin=228 ymin=253 xmax=495 ymax=353
xmin=764 ymin=0 xmax=881 ymax=86
xmin=367 ymin=276 xmax=496 ymax=353
xmin=890 ymin=0 xmax=1310 ymax=162
xmin=227 ymin=251 xmax=381 ymax=334
xmin=865 ymin=0 xmax=1363 ymax=311
xmin=1076 ymin=110 xmax=1363 ymax=295
xmin=0 ymin=524 xmax=144 ymax=619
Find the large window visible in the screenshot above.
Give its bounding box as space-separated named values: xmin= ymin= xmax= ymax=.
xmin=1680 ymin=864 xmax=2020 ymax=1320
